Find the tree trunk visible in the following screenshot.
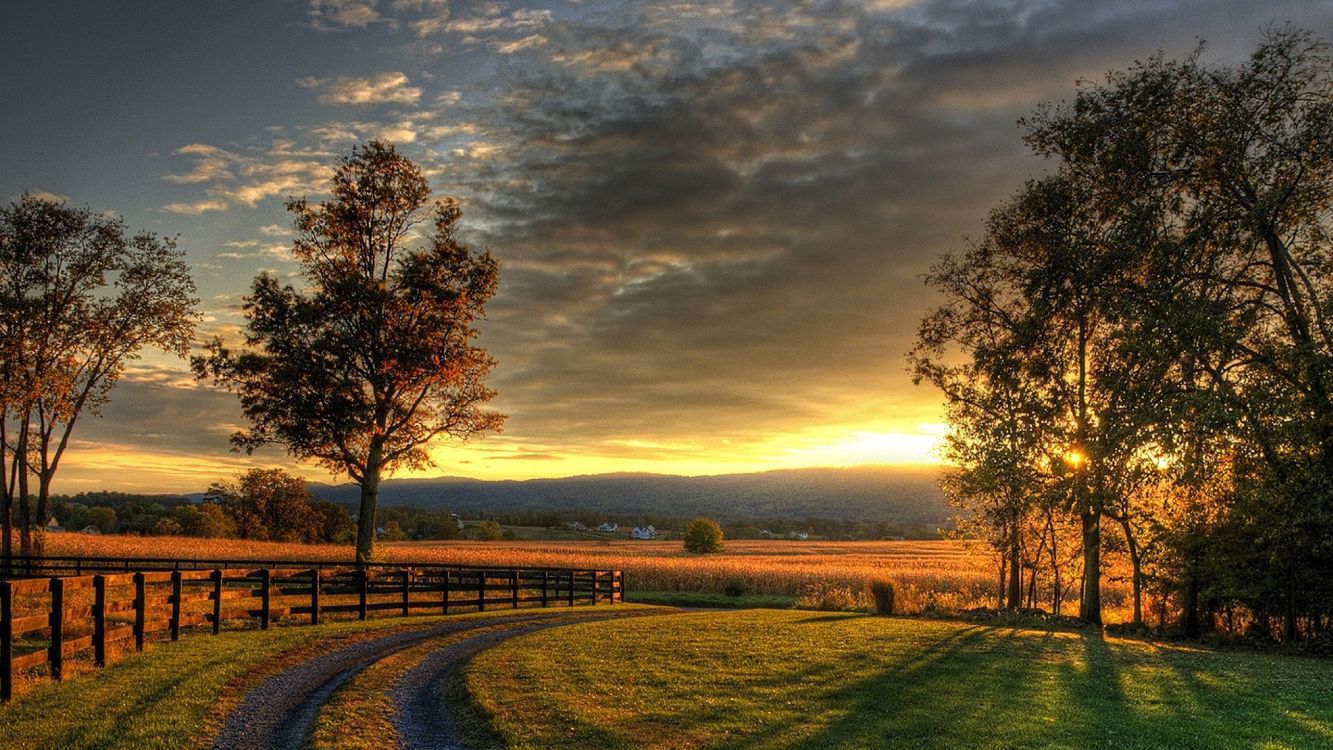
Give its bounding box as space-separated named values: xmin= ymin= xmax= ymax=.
xmin=16 ymin=424 xmax=31 ymax=556
xmin=34 ymin=473 xmax=52 ymax=556
xmin=1129 ymin=542 xmax=1143 ymax=627
xmin=1182 ymin=561 xmax=1200 ymax=638
xmin=1117 ymin=515 xmax=1143 ymax=626
xmin=1 ymin=417 xmax=10 ymax=563
xmin=354 ymin=441 xmax=384 ymax=563
xmin=1006 ymin=536 xmax=1021 ymax=610
xmin=1284 ymin=577 xmax=1298 ymax=643
xmin=1079 ymin=509 xmax=1101 ymax=624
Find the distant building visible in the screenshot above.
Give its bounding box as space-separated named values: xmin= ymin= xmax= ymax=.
xmin=80 ymin=525 xmax=102 ymax=535
xmin=44 ymin=516 xmax=64 ymax=533
xmin=568 ymin=521 xmax=588 ymax=531
xmin=631 ymin=525 xmax=656 ymax=540
xmin=788 ymin=531 xmax=809 ymax=541
xmin=597 ymin=522 xmax=619 ymax=533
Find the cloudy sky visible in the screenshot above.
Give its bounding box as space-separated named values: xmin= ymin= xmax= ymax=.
xmin=2 ymin=0 xmax=1330 ymax=492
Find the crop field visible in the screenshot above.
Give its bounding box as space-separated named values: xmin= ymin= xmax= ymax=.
xmin=40 ymin=534 xmax=1136 ymax=620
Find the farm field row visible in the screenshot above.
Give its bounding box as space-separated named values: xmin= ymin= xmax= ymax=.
xmin=39 ymin=533 xmax=1135 ymax=619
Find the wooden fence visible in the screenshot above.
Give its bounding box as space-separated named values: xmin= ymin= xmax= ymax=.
xmin=0 ymin=558 xmax=622 ymax=701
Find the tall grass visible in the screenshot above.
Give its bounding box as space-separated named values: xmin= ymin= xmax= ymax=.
xmin=39 ymin=534 xmax=1132 ymax=619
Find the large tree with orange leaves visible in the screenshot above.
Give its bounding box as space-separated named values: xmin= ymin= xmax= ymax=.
xmin=195 ymin=141 xmax=504 ymax=561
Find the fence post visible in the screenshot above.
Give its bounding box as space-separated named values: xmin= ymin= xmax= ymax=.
xmin=478 ymin=571 xmax=486 ymax=612
xmin=358 ymin=569 xmax=368 ymax=621
xmin=617 ymin=570 xmax=624 ymax=603
xmin=310 ymin=569 xmax=321 ymax=625
xmin=568 ymin=570 xmax=575 ymax=607
xmin=93 ymin=575 xmax=107 ymax=667
xmin=259 ymin=569 xmax=271 ymax=630
xmin=442 ymin=570 xmax=450 ymax=615
xmin=401 ymin=570 xmax=410 ymax=617
xmin=133 ymin=572 xmax=146 ymax=652
xmin=211 ymin=569 xmax=223 ymax=635
xmin=511 ymin=570 xmax=519 ymax=609
xmin=2 ymin=581 xmax=13 ymax=701
xmin=541 ymin=571 xmax=549 ymax=608
xmin=170 ymin=570 xmax=183 ymax=641
xmin=49 ymin=577 xmax=64 ymax=681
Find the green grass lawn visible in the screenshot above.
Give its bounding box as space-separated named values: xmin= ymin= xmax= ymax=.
xmin=464 ymin=609 xmax=1333 ymax=750
xmin=624 ymin=590 xmax=796 ymax=609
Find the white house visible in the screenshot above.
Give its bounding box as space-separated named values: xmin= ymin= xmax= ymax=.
xmin=597 ymin=522 xmax=619 ymax=533
xmin=631 ymin=525 xmax=656 ymax=540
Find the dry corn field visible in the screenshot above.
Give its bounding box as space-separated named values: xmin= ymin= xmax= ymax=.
xmin=36 ymin=533 xmax=1137 ymax=619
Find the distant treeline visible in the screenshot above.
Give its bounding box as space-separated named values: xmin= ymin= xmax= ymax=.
xmin=45 ymin=489 xmax=942 ymax=544
xmin=48 ymin=470 xmax=354 ymax=544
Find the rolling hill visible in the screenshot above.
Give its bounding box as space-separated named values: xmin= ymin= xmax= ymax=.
xmin=308 ymin=466 xmax=949 ymax=524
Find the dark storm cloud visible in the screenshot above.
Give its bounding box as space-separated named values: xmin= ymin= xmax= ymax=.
xmin=433 ymin=0 xmax=1333 ymax=454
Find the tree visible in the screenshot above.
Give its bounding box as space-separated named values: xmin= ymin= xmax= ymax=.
xmin=1026 ymin=28 xmax=1333 ymax=638
xmin=87 ymin=506 xmax=117 ymax=534
xmin=194 ymin=142 xmax=504 ymax=561
xmin=207 ymin=468 xmax=322 ymax=542
xmin=473 ymin=519 xmax=503 ymax=541
xmin=0 ymin=194 xmax=197 ymax=556
xmin=683 ymin=517 xmax=724 ymax=553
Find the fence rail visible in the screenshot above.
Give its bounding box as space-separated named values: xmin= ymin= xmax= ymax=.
xmin=0 ymin=556 xmax=622 ymax=701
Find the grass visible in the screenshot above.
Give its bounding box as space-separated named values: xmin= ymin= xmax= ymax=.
xmin=0 ymin=607 xmax=601 ymax=750
xmin=624 ymin=590 xmax=796 ymax=609
xmin=464 ymin=609 xmax=1333 ymax=749
xmin=49 ymin=534 xmax=1071 ymax=618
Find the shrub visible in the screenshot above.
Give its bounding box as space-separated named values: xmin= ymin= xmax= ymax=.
xmin=866 ymin=578 xmax=896 ymax=615
xmin=683 ymin=517 xmax=724 ymax=554
xmin=723 ymin=578 xmax=746 ymax=597
xmin=797 ymin=582 xmax=866 ymax=611
xmin=474 ymin=520 xmax=503 ymax=541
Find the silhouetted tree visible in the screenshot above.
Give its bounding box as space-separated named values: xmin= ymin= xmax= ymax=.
xmin=195 ymin=142 xmax=504 ymax=561
xmin=0 ymin=194 xmax=197 ymax=556
xmin=206 ymin=468 xmax=346 ymax=543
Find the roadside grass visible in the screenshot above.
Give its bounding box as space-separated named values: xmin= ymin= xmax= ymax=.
xmin=0 ymin=606 xmax=611 ymax=750
xmin=625 ymin=590 xmax=796 ymax=609
xmin=465 ymin=609 xmax=1333 ymax=750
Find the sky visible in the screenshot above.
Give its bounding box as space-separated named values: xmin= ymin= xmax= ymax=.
xmin=2 ymin=0 xmax=1331 ymax=493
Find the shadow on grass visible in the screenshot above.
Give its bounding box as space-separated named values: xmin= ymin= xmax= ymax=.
xmin=719 ymin=626 xmax=1333 ymax=750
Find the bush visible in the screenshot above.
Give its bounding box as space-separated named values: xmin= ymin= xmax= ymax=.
xmin=866 ymin=578 xmax=896 ymax=615
xmin=796 ymin=582 xmax=865 ymax=611
xmin=474 ymin=520 xmax=503 ymax=541
xmin=683 ymin=517 xmax=724 ymax=554
xmin=723 ymin=578 xmax=746 ymax=597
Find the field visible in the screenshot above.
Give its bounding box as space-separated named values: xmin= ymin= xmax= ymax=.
xmin=39 ymin=533 xmax=1135 ymax=620
xmin=464 ymin=610 xmax=1333 ymax=749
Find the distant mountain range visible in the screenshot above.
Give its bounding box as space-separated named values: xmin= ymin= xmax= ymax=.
xmin=306 ymin=466 xmax=949 ymax=524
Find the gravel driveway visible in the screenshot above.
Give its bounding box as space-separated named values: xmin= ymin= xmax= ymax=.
xmin=209 ymin=609 xmax=656 ymax=750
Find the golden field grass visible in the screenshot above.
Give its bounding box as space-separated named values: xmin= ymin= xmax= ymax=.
xmin=34 ymin=533 xmax=1134 ymax=619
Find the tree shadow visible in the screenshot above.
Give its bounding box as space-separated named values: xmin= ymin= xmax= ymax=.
xmin=716 ymin=626 xmax=1333 ymax=750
